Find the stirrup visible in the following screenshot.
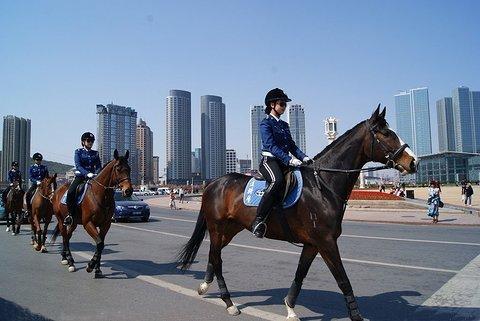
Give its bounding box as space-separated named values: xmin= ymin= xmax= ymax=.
xmin=63 ymin=214 xmax=73 ymax=227
xmin=252 ymin=222 xmax=267 ymax=238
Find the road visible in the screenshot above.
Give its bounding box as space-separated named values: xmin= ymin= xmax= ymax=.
xmin=1 ymin=205 xmax=479 ymax=321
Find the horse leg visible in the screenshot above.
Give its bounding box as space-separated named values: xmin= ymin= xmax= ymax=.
xmin=41 ymin=216 xmax=51 ymax=253
xmin=29 ymin=215 xmax=35 ymax=245
xmin=14 ymin=211 xmax=21 ymax=235
xmin=318 ymin=238 xmax=364 ymax=321
xmin=284 ymin=244 xmax=318 ymax=321
xmin=209 ymin=229 xmax=239 ymax=316
xmin=92 ymin=220 xmax=112 ymax=278
xmin=83 ymin=221 xmax=104 ymax=277
xmin=65 ymin=223 xmax=77 ymax=272
xmin=32 ymin=210 xmax=42 ymax=251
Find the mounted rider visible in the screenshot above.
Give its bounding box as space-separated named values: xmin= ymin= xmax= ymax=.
xmin=64 ymin=132 xmax=102 ymax=226
xmin=25 ymin=153 xmax=50 ymax=212
xmin=2 ymin=161 xmax=23 ymax=206
xmin=251 ymin=88 xmax=313 ymax=238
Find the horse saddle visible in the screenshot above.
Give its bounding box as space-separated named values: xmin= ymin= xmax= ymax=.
xmin=243 ymin=168 xmax=303 ymax=208
xmin=60 ymin=182 xmax=89 ymax=205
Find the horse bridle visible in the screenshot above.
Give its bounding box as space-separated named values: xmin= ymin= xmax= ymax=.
xmin=367 ymin=121 xmax=409 ymax=169
xmin=90 ymin=163 xmax=130 ymax=190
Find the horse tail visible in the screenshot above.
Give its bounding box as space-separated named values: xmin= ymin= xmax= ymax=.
xmin=49 ymin=223 xmax=60 ymax=245
xmin=176 ymin=210 xmax=207 ymax=270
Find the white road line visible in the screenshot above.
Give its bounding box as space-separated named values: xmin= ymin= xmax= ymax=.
xmin=73 ymin=251 xmax=284 ymax=321
xmin=151 ymin=215 xmax=480 ymax=247
xmin=112 ymin=223 xmax=459 ymax=274
xmin=418 ymin=253 xmax=480 ymax=318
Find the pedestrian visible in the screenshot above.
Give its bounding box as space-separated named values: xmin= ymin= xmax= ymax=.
xmin=379 ymin=184 xmax=386 ymax=193
xmin=465 ymin=182 xmax=474 ymax=206
xmin=179 ymin=188 xmax=184 ymax=204
xmin=169 ymin=191 xmax=177 ymax=210
xmin=427 ymin=180 xmax=441 ymax=224
xmin=461 ymin=180 xmax=467 ymax=203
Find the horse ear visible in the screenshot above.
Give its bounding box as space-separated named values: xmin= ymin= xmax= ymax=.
xmin=53 ymin=173 xmax=57 ymax=178
xmin=379 ymin=106 xmax=386 ymax=119
xmin=125 ymin=150 xmax=129 ymax=160
xmin=114 ymin=149 xmax=119 ymax=160
xmin=369 ymin=104 xmax=381 ymax=121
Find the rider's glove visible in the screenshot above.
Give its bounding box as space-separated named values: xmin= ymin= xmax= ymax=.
xmin=36 ymin=181 xmax=41 ymax=185
xmin=9 ymin=183 xmax=13 ymax=187
xmin=289 ymin=158 xmax=303 ymax=167
xmin=86 ymin=173 xmax=95 ymax=179
xmin=302 ymin=156 xmax=313 ymax=165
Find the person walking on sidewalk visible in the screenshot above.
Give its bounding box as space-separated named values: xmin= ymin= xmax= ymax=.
xmin=465 ymin=182 xmax=474 ymax=206
xmin=427 ymin=180 xmax=441 ymax=224
xmin=169 ymin=190 xmax=177 ymax=210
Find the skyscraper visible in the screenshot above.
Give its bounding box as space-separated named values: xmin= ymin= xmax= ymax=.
xmin=436 ymin=97 xmax=456 ymax=152
xmin=136 ymin=118 xmax=153 ymax=185
xmin=1 ymin=115 xmax=31 ymax=187
xmin=191 ymin=147 xmax=201 ymax=175
xmin=452 ymin=87 xmax=475 ymax=153
xmin=394 ymin=87 xmax=432 ymax=156
xmin=226 ymin=149 xmax=237 ymax=174
xmin=166 ymin=90 xmax=191 ymax=183
xmin=152 ymin=156 xmax=159 ymax=185
xmin=250 ymin=105 xmax=265 ymax=171
xmin=201 ymin=95 xmax=226 ymax=180
xmin=471 ymin=90 xmax=480 ymax=153
xmin=287 ymin=104 xmax=307 ymax=153
xmin=96 ymin=103 xmax=138 ymax=184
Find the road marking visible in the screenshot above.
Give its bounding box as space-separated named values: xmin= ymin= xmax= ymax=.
xmin=151 ymin=215 xmax=480 ymax=247
xmin=112 ymin=223 xmax=459 ymax=274
xmin=417 ymin=253 xmax=480 ymax=318
xmin=73 ymin=251 xmax=284 ymax=321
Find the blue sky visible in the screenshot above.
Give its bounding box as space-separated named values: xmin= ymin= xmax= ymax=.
xmin=1 ymin=1 xmax=479 ymax=167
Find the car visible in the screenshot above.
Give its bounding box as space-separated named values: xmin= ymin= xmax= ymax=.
xmin=157 ymin=187 xmax=171 ymax=195
xmin=113 ymin=191 xmax=150 ymax=222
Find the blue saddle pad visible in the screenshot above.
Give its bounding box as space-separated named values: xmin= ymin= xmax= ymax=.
xmin=243 ymin=169 xmax=303 ymax=208
xmin=60 ymin=183 xmax=88 ymax=205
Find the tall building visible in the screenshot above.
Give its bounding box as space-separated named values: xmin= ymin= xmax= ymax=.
xmin=287 ymin=104 xmax=307 ymax=153
xmin=1 ymin=115 xmax=31 ymax=188
xmin=96 ymin=104 xmax=138 ymax=184
xmin=238 ymin=159 xmax=252 ymax=174
xmin=201 ymin=95 xmax=226 ymax=180
xmin=451 ymin=86 xmax=480 ymax=153
xmin=166 ymin=90 xmax=191 ymax=183
xmin=191 ymin=147 xmax=201 ymax=175
xmin=471 ymin=90 xmax=480 ymax=153
xmin=226 ymin=149 xmax=237 ymax=174
xmin=136 ymin=118 xmax=153 ymax=185
xmin=152 ymin=156 xmax=159 ymax=185
xmin=394 ymin=87 xmax=432 ymax=156
xmin=250 ymin=105 xmax=265 ymax=171
xmin=436 ymin=97 xmax=456 ymax=152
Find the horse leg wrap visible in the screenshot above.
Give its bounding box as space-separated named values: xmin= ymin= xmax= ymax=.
xmin=345 ymin=292 xmax=362 ymax=319
xmin=37 ymin=230 xmax=42 ymax=246
xmin=96 ymin=242 xmax=105 ymax=253
xmin=285 ymin=280 xmax=302 ymax=308
xmin=217 ymin=278 xmax=230 ymax=300
xmin=205 ymin=263 xmax=214 ymax=283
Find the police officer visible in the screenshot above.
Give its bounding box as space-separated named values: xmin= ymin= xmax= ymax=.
xmin=251 ymin=88 xmax=313 ymax=238
xmin=25 ymin=153 xmax=49 ymax=210
xmin=2 ymin=161 xmax=22 ymax=206
xmin=64 ymin=132 xmax=102 ymax=226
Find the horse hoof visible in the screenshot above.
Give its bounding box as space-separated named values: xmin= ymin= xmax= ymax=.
xmin=41 ymin=246 xmax=48 ymax=253
xmin=94 ymin=271 xmax=104 ymax=279
xmin=5 ymin=227 xmax=10 ymax=232
xmin=197 ymin=282 xmax=211 ymax=295
xmin=61 ymin=259 xmax=68 ymax=265
xmin=30 ymin=240 xmax=34 ymax=245
xmin=11 ymin=232 xmax=16 ymax=236
xmin=86 ymin=266 xmax=93 ymax=273
xmin=286 ymin=316 xmax=300 ymax=321
xmin=226 ymin=305 xmax=240 ymax=316
xmin=35 ymin=246 xmax=41 ymax=252
xmin=68 ymin=265 xmax=76 ymax=272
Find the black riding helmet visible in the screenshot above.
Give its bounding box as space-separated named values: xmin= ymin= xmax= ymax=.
xmin=11 ymin=161 xmax=19 ymax=167
xmin=81 ymin=132 xmax=95 ymax=143
xmin=32 ymin=153 xmax=43 ymax=161
xmin=264 ymin=88 xmax=291 ymax=114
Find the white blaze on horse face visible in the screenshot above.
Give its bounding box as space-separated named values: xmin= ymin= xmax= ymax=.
xmin=389 ymin=127 xmax=418 ymax=160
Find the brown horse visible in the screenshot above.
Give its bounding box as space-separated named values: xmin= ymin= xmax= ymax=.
xmin=51 ymin=149 xmax=132 ymax=277
xmin=177 ymin=107 xmax=418 ymax=321
xmin=26 ymin=174 xmax=57 ymax=252
xmin=5 ymin=181 xmax=25 ymax=236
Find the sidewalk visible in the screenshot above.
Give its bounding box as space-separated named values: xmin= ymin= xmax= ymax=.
xmin=146 ymin=196 xmax=480 ymax=226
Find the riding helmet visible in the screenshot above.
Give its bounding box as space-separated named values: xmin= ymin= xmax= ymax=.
xmin=11 ymin=161 xmax=19 ymax=167
xmin=264 ymin=88 xmax=291 ymax=114
xmin=32 ymin=152 xmax=43 ymax=161
xmin=81 ymin=132 xmax=95 ymax=142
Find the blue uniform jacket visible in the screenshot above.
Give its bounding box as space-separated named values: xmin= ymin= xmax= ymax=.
xmin=8 ymin=169 xmax=22 ymax=183
xmin=29 ymin=164 xmax=49 ymax=183
xmin=74 ymin=148 xmax=102 ymax=178
xmin=260 ymin=115 xmax=307 ymax=166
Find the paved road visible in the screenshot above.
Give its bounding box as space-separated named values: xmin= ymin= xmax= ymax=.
xmin=1 ymin=206 xmax=479 ymax=321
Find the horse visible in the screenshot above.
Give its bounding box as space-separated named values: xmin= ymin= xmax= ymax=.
xmin=5 ymin=181 xmax=25 ymax=236
xmin=177 ymin=106 xmax=418 ymax=321
xmin=26 ymin=174 xmax=57 ymax=252
xmin=51 ymin=149 xmax=133 ymax=277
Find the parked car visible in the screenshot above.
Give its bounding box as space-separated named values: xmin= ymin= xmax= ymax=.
xmin=157 ymin=187 xmax=171 ymax=195
xmin=0 ymin=201 xmax=5 ymax=221
xmin=113 ymin=191 xmax=150 ymax=222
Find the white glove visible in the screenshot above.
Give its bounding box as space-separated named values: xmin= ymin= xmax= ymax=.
xmin=302 ymin=156 xmax=313 ymax=165
xmin=36 ymin=181 xmax=41 ymax=185
xmin=86 ymin=173 xmax=95 ymax=179
xmin=289 ymin=158 xmax=303 ymax=167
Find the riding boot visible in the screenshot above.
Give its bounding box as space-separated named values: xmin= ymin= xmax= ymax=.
xmin=252 ymin=207 xmax=270 ymax=238
xmin=64 ymin=203 xmax=75 ymax=227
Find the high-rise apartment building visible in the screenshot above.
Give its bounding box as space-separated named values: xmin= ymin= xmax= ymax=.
xmin=191 ymin=148 xmax=201 ymax=175
xmin=250 ymin=105 xmax=265 ymax=171
xmin=1 ymin=115 xmax=31 ymax=187
xmin=287 ymin=104 xmax=307 ymax=153
xmin=226 ymin=149 xmax=237 ymax=174
xmin=136 ymin=118 xmax=153 ymax=185
xmin=166 ymin=90 xmax=191 ymax=183
xmin=201 ymin=95 xmax=226 ymax=180
xmin=238 ymin=159 xmax=252 ymax=174
xmin=394 ymin=87 xmax=432 ymax=156
xmin=96 ymin=103 xmax=138 ymax=184
xmin=452 ymin=86 xmax=480 ymax=153
xmin=436 ymin=97 xmax=456 ymax=152
xmin=152 ymin=156 xmax=159 ymax=185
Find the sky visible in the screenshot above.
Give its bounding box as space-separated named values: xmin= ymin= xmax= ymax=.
xmin=1 ymin=1 xmax=479 ymax=168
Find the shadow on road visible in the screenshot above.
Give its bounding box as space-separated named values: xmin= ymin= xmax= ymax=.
xmin=0 ymin=297 xmax=53 ymax=321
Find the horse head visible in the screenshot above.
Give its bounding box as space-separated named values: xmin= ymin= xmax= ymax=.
xmin=41 ymin=173 xmax=57 ymax=196
xmin=365 ymin=104 xmax=418 ymax=175
xmin=112 ymin=149 xmax=133 ymax=197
